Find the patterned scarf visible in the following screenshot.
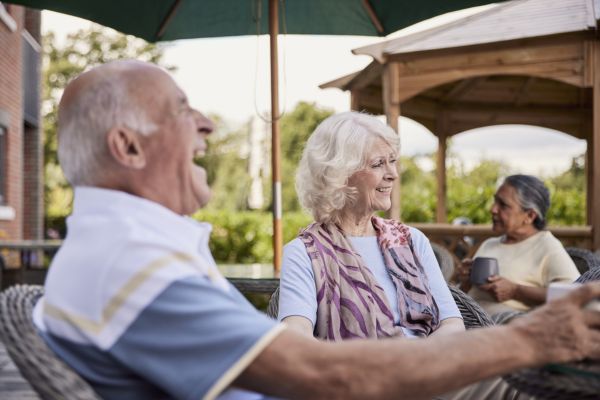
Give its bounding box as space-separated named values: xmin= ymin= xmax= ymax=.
xmin=299 ymin=216 xmax=440 ymax=341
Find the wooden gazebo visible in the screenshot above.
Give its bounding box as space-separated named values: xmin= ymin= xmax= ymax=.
xmin=322 ymin=0 xmax=600 ymax=250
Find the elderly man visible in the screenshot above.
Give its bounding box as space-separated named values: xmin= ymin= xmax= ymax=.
xmin=33 ymin=60 xmax=600 ymax=400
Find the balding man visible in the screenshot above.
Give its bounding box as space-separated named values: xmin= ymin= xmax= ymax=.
xmin=33 ymin=60 xmax=600 ymax=400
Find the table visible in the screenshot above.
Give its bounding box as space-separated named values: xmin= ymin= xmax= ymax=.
xmin=218 ymin=263 xmax=279 ymax=294
xmin=504 ymin=361 xmax=600 ymax=399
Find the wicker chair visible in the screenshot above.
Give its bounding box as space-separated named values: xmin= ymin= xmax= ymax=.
xmin=431 ymin=243 xmax=456 ymax=283
xmin=0 ymin=285 xmax=101 ymax=400
xmin=575 ymin=266 xmax=600 ymax=283
xmin=565 ymin=247 xmax=599 ymax=274
xmin=267 ymin=284 xmax=493 ymax=330
xmin=502 ymin=265 xmax=600 ymax=399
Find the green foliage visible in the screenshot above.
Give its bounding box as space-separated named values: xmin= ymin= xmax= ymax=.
xmin=192 ymin=210 xmax=311 ymax=263
xmin=278 ymin=102 xmax=333 ymax=212
xmin=42 ymin=27 xmax=173 ymax=220
xmin=546 ymin=154 xmax=586 ymax=226
xmin=400 ymin=156 xmax=436 ymax=222
xmin=197 ymin=118 xmax=253 ymax=211
xmin=446 ymin=159 xmax=509 ymax=224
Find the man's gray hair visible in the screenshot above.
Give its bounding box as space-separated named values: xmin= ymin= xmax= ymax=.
xmin=57 ymin=72 xmax=158 ymax=186
xmin=504 ymin=174 xmax=550 ymax=230
xmin=295 ymin=111 xmax=400 ymax=224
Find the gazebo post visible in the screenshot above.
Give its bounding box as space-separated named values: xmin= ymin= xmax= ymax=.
xmin=592 ymin=42 xmax=600 ymax=251
xmin=436 ymin=113 xmax=448 ymax=223
xmin=383 ymin=63 xmax=401 ymax=220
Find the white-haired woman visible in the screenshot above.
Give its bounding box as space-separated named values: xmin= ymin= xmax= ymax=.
xmin=277 ymin=112 xmax=464 ymax=340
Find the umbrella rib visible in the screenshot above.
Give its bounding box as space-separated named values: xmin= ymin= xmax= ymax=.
xmin=361 ymin=0 xmax=385 ymax=35
xmin=156 ymin=0 xmax=183 ymax=40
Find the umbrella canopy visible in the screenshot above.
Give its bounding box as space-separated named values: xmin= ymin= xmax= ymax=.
xmin=9 ymin=1 xmax=503 ymax=40
xmin=7 ymin=0 xmax=506 ymax=270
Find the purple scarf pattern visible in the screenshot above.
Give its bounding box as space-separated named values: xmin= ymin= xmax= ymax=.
xmin=299 ymin=216 xmax=440 ymax=341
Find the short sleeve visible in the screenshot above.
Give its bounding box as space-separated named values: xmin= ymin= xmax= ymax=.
xmin=277 ymin=239 xmax=318 ymax=326
xmin=108 ymin=276 xmax=282 ymax=400
xmin=409 ymin=227 xmax=462 ymax=321
xmin=544 ymin=245 xmax=580 ymax=284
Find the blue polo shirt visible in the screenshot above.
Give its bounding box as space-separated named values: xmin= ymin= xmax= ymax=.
xmin=33 ymin=187 xmax=283 ymax=400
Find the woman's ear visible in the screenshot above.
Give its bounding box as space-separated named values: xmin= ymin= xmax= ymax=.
xmin=106 ymin=127 xmax=146 ymax=169
xmin=526 ymin=209 xmax=537 ymax=225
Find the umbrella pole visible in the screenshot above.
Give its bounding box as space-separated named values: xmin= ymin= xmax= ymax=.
xmin=269 ymin=0 xmax=282 ymax=272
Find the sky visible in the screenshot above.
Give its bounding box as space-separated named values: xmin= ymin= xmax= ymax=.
xmin=41 ymin=6 xmax=587 ymax=177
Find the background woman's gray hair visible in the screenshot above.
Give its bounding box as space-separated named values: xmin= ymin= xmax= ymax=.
xmin=58 ymin=72 xmax=157 ymax=186
xmin=295 ymin=111 xmax=400 ymax=224
xmin=504 ymin=174 xmax=550 ymax=230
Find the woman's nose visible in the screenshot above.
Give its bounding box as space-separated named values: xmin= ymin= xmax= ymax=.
xmin=385 ymin=164 xmax=399 ymax=180
xmin=491 ymin=203 xmax=499 ymax=214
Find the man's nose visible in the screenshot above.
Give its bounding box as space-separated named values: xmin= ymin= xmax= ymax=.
xmin=194 ymin=110 xmax=214 ymax=135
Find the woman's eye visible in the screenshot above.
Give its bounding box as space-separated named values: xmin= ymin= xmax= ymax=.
xmin=371 ymin=161 xmax=384 ymax=168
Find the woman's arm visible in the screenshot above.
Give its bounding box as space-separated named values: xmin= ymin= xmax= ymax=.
xmin=282 ymin=315 xmax=315 ymax=337
xmin=429 ymin=317 xmax=465 ymax=337
xmin=278 ymin=239 xmax=319 ymax=326
xmin=480 ymin=276 xmax=547 ymax=305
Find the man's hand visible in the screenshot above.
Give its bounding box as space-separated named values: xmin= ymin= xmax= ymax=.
xmin=509 ymin=282 xmax=600 ymax=364
xmin=479 ymin=275 xmax=517 ymax=302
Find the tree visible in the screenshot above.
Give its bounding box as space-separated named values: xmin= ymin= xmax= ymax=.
xmin=43 ymin=26 xmax=173 ymax=219
xmin=279 ymin=102 xmax=333 ymax=212
xmin=196 ymin=116 xmax=254 ymax=211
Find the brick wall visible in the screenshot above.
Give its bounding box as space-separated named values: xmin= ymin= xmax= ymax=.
xmin=0 ymin=5 xmax=42 ymax=240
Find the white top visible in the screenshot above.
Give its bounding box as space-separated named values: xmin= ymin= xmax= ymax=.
xmin=33 ymin=187 xmax=282 ymax=400
xmin=278 ymin=227 xmax=461 ymax=338
xmin=469 ymin=230 xmax=580 ymax=313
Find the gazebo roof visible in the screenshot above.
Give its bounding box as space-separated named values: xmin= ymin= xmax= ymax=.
xmin=353 ymin=0 xmax=598 ymax=63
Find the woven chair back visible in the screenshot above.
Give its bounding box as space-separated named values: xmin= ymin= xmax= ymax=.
xmin=430 ymin=243 xmax=456 ymax=283
xmin=0 ymin=285 xmax=100 ymax=400
xmin=565 ymin=247 xmax=600 ymax=274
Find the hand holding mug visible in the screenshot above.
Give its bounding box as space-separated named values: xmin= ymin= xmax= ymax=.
xmin=480 ymin=276 xmax=518 ymax=302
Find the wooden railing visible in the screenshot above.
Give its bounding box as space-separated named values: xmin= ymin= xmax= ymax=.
xmin=0 ymin=240 xmax=280 ymax=293
xmin=0 ymin=225 xmax=593 ymax=291
xmin=412 ymin=224 xmax=593 ymax=260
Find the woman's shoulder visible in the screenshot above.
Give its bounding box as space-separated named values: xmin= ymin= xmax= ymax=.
xmin=534 ymin=230 xmax=565 ymax=249
xmin=284 ymin=237 xmax=305 ymax=253
xmin=406 ymin=225 xmax=427 ymax=243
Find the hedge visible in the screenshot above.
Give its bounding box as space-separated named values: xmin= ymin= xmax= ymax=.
xmin=46 ymin=211 xmax=313 ymax=264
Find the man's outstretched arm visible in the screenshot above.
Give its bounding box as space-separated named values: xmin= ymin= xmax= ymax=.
xmin=236 ymin=283 xmax=600 ymax=400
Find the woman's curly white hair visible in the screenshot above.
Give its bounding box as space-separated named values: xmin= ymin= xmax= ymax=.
xmin=296 ymin=111 xmax=400 ymax=224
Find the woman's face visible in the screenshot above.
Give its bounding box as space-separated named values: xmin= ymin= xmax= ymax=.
xmin=347 ymin=138 xmax=398 ymax=215
xmin=490 ymin=183 xmax=535 ymax=235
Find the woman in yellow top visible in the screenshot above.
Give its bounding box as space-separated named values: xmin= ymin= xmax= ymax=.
xmin=458 ymin=175 xmax=580 ymax=316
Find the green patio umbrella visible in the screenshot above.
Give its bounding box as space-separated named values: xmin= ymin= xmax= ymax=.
xmin=8 ymin=0 xmax=505 ymax=269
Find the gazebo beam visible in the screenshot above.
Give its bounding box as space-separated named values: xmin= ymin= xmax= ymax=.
xmin=383 ymin=62 xmax=401 ymax=220
xmin=436 ymin=113 xmax=448 ymax=223
xmin=592 ymin=42 xmax=600 ymax=250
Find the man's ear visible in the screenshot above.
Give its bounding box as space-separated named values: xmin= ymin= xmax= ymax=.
xmin=106 ymin=127 xmax=146 ymax=169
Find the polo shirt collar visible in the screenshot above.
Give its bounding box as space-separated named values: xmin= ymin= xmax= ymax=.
xmin=71 ymin=186 xmax=212 ymax=253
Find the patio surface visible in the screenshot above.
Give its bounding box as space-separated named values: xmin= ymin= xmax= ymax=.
xmin=0 ymin=340 xmax=39 ymax=399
